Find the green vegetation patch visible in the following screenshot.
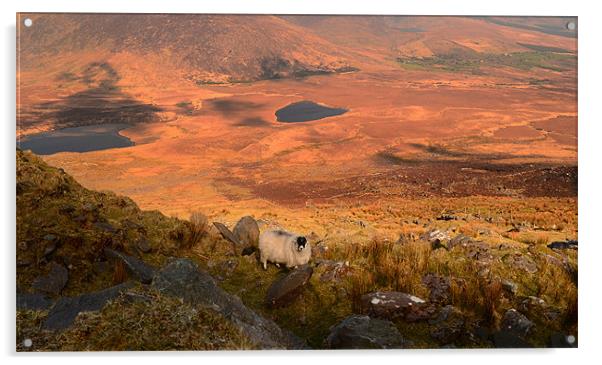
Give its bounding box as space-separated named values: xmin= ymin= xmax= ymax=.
xmin=397 ymin=50 xmax=576 ymax=74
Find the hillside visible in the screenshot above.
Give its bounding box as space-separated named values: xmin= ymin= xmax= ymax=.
xmin=16 ymin=149 xmax=578 ymax=350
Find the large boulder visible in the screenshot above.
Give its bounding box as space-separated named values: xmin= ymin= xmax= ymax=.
xmin=43 ymin=282 xmax=134 ymax=330
xmin=265 ymin=266 xmax=313 ymax=309
xmin=151 ymin=258 xmax=305 ymax=349
xmin=360 ymin=291 xmax=434 ymax=322
xmin=233 ymin=216 xmax=260 ymax=248
xmin=31 ymin=262 xmax=68 ymax=296
xmin=104 ymin=248 xmax=156 ymax=284
xmin=325 ymin=315 xmax=411 ymax=349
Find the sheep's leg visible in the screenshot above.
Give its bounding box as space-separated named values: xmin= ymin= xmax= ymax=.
xmin=262 ymin=260 xmax=267 ymax=270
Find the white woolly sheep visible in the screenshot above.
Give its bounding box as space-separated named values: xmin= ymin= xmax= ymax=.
xmin=258 ymin=230 xmax=311 ymax=269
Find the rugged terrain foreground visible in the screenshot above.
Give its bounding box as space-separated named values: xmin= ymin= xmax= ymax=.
xmin=16 ymin=150 xmax=577 ymax=350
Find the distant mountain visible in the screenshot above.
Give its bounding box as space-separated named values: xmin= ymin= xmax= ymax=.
xmin=18 ymin=14 xmax=355 ymax=83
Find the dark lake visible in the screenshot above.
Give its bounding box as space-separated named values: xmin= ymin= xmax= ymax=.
xmin=275 ymin=101 xmax=347 ymax=123
xmin=17 ymin=123 xmax=134 ymax=155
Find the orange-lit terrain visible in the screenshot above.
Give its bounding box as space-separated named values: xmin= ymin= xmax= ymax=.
xmin=18 ymin=15 xmax=577 ymax=220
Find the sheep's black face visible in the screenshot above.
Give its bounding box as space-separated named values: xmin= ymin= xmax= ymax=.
xmin=296 ymin=236 xmax=307 ymax=251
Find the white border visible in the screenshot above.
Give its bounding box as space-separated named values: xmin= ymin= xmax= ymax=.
xmin=2 ymin=0 xmax=601 ymax=364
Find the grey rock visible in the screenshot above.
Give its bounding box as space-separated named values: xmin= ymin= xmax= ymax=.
xmin=17 ymin=293 xmax=53 ymax=310
xmin=502 ymin=253 xmax=538 ymax=274
xmin=325 ymin=315 xmax=410 ymax=349
xmin=151 ymin=258 xmax=305 ymax=349
xmin=265 ymin=266 xmax=313 ymax=309
xmin=422 ymin=273 xmax=451 ymax=303
xmin=502 ymin=280 xmax=518 ymax=296
xmin=32 ymin=262 xmax=68 ymax=296
xmin=104 ymin=248 xmax=156 ymax=284
xmin=361 ymin=291 xmax=434 ymax=322
xmin=448 ymin=234 xmax=474 ymax=250
xmin=233 ymin=216 xmax=260 ymax=248
xmin=421 ymin=229 xmax=451 ymax=249
xmin=43 ymin=282 xmax=133 ymax=330
xmin=318 ymin=260 xmax=353 ymax=283
xmin=501 ymin=309 xmax=534 ymax=337
xmin=213 ymin=222 xmax=242 ymax=251
xmin=429 ymin=305 xmax=466 ymax=344
xmin=548 ymin=240 xmax=578 ymax=250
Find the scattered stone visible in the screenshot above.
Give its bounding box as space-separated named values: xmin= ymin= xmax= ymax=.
xmin=233 ymin=216 xmax=260 ymax=248
xmin=17 ymin=292 xmax=53 ymax=310
xmin=43 ymin=282 xmax=134 ymax=331
xmin=215 ymin=259 xmax=239 ymax=279
xmin=448 ymin=234 xmax=475 ymax=250
xmin=213 ymin=222 xmax=242 ymax=251
xmin=32 ymin=262 xmax=68 ymax=296
xmin=136 ymin=237 xmax=152 ymax=253
xmin=501 ymin=309 xmax=534 ymax=337
xmin=151 ymin=258 xmax=305 ymax=349
xmin=502 ymin=280 xmax=518 ymax=296
xmin=421 ymin=229 xmax=451 ymax=249
xmin=104 ymin=248 xmax=156 ymax=284
xmin=436 ymin=215 xmax=457 ymax=221
xmin=548 ymin=240 xmax=578 ymax=250
xmin=265 ymin=265 xmax=313 ymax=308
xmin=318 ymin=260 xmax=353 ymax=283
xmin=422 ymin=274 xmax=451 ymax=303
xmin=502 ymin=253 xmax=538 ymax=274
xmin=325 ymin=315 xmax=411 ymax=349
xmin=361 ymin=291 xmax=434 ymax=322
xmin=429 ymin=305 xmax=466 ymax=344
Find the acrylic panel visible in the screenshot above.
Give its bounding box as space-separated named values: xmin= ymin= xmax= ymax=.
xmin=16 ymin=13 xmax=577 ymax=351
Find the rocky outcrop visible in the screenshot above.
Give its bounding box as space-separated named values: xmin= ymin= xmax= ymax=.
xmin=500 ymin=309 xmax=534 ymax=337
xmin=325 ymin=315 xmax=411 ymax=349
xmin=43 ymin=282 xmax=134 ymax=330
xmin=265 ymin=266 xmax=313 ymax=308
xmin=151 ymin=258 xmax=306 ymax=349
xmin=104 ymin=248 xmax=156 ymax=284
xmin=32 ymin=262 xmax=68 ymax=296
xmin=360 ymin=291 xmax=434 ymax=322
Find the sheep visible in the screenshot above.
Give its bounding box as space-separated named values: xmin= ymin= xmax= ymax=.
xmin=258 ymin=229 xmax=311 ymax=270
